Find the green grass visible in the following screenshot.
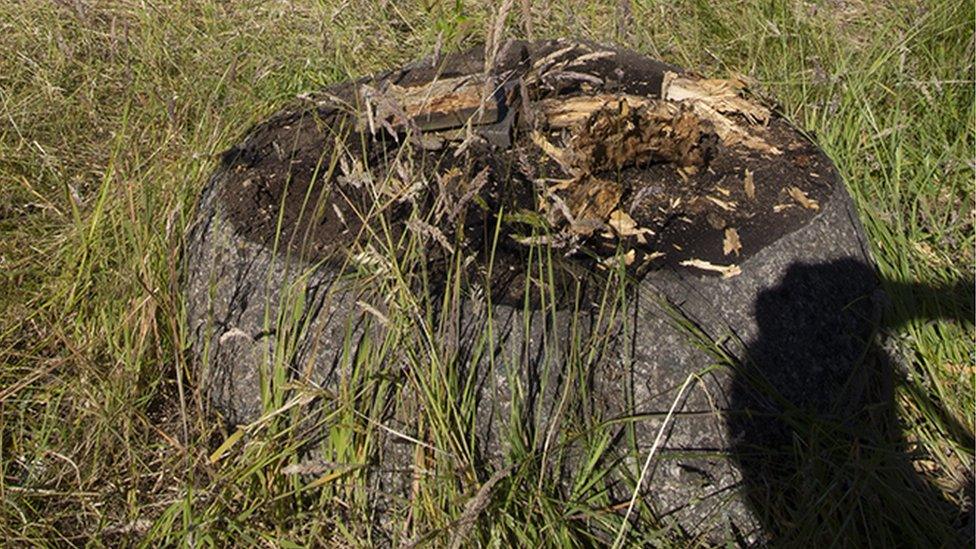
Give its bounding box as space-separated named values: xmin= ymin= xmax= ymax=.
xmin=1 ymin=0 xmax=972 ymax=545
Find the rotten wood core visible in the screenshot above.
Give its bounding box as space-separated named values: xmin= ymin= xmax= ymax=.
xmin=217 ymin=40 xmax=836 ymax=306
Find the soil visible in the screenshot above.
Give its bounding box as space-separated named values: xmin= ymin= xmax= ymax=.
xmin=217 ymin=40 xmax=835 ymax=306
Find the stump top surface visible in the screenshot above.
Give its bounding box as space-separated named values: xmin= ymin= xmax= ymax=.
xmin=216 ymin=40 xmax=837 ymax=302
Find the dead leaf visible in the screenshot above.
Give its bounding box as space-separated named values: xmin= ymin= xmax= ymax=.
xmin=773 ymin=203 xmax=793 ymax=213
xmin=723 ymin=228 xmax=742 ymax=256
xmin=706 ymin=212 xmax=727 ymax=229
xmin=680 ymin=258 xmax=742 ymax=278
xmin=568 ymin=217 xmax=605 ymax=236
xmin=419 ymin=133 xmax=444 ymax=150
xmin=788 ymin=186 xmax=819 ymax=210
xmin=743 ymin=169 xmax=755 ymax=200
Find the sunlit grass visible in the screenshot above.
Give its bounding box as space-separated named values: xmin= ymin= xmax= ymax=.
xmin=0 ymin=0 xmax=972 ymax=545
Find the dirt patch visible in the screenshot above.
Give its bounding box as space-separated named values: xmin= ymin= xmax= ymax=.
xmin=217 ymin=40 xmax=835 ymax=306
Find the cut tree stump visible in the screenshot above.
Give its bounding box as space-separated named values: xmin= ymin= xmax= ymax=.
xmin=184 ymin=40 xmax=880 ymax=543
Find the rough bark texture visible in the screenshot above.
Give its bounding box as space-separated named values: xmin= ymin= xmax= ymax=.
xmin=184 ymin=41 xmax=880 ymax=543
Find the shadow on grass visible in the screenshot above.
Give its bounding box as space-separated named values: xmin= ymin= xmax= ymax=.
xmin=727 ymin=258 xmax=974 ymax=546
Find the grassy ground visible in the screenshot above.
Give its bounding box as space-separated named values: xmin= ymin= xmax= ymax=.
xmin=0 ymin=0 xmax=972 ymax=546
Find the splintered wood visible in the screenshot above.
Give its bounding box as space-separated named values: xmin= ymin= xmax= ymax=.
xmin=536 ymin=96 xmax=712 ymax=171
xmin=358 ymin=73 xmax=505 ymax=133
xmin=661 ymin=71 xmax=780 ymax=155
xmin=570 ymin=99 xmax=714 ymax=171
xmin=531 ymin=97 xmax=711 ymax=241
xmin=518 ymin=66 xmax=786 ymax=274
xmin=337 ymin=42 xmax=815 ymax=280
xmin=661 ymin=73 xmax=769 ymax=124
xmin=537 ymin=94 xmax=654 ymax=128
xmin=564 ymin=176 xmax=623 ymax=232
xmin=680 ymin=259 xmax=742 ymax=278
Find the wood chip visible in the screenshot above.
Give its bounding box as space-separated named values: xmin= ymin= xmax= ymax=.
xmin=607 ymin=209 xmax=636 ymax=232
xmin=680 ymin=258 xmax=742 ymax=278
xmin=530 ymin=130 xmax=575 ymax=174
xmin=608 ymin=209 xmax=652 ymax=242
xmin=743 ymin=169 xmax=755 ymax=200
xmin=599 ymin=249 xmax=636 ymax=269
xmin=723 ymin=228 xmax=742 ymax=256
xmin=706 ymin=195 xmax=736 ymax=211
xmin=788 ymin=186 xmax=820 ymax=210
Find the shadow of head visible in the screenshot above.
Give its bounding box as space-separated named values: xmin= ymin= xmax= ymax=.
xmin=727 ymin=258 xmax=973 ymax=546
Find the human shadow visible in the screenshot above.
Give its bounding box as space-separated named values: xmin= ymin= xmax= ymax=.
xmin=727 ymin=258 xmax=974 ymax=546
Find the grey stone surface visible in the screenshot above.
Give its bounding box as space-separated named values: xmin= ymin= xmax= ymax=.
xmin=185 ymin=153 xmax=882 ymax=542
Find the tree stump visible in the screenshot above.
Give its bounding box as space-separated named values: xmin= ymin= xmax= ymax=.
xmin=184 ymin=40 xmax=879 ymax=543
